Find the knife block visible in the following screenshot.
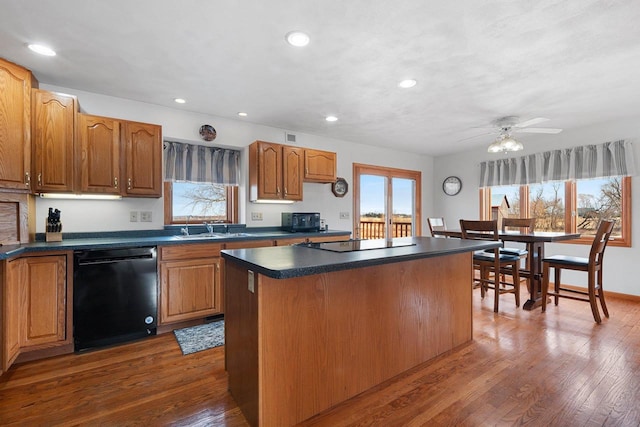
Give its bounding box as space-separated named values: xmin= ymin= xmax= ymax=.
xmin=45 ymin=221 xmax=63 ymax=242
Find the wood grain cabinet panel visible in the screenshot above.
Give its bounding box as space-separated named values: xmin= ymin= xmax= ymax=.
xmin=20 ymin=255 xmax=67 ymax=348
xmin=249 ymin=140 xmax=303 ymax=201
xmin=159 ymin=258 xmax=221 ymax=324
xmin=77 ymin=114 xmax=121 ymax=194
xmin=31 ymin=89 xmax=77 ymax=192
xmin=304 ymin=148 xmax=336 ymax=183
xmin=122 ymin=120 xmax=162 ymax=197
xmin=2 ymin=259 xmax=22 ymax=372
xmin=0 ymin=58 xmax=33 ymax=191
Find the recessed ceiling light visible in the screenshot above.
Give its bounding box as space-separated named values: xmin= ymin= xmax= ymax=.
xmin=27 ymin=44 xmax=56 ymax=56
xmin=174 ymin=98 xmax=186 ymax=104
xmin=398 ymin=79 xmax=417 ymax=89
xmin=325 ymin=115 xmax=338 ymax=122
xmin=237 ymin=112 xmax=248 ymax=117
xmin=285 ymin=31 xmax=310 ymax=47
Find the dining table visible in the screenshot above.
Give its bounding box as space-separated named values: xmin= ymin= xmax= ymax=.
xmin=431 ymin=229 xmax=581 ymax=310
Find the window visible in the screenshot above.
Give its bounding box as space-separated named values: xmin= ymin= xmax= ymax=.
xmin=353 ymin=163 xmax=421 ymax=240
xmin=163 ymin=182 xmax=238 ymax=224
xmin=481 ymin=176 xmax=631 ymax=247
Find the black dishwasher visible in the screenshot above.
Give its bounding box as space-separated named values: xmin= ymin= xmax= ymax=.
xmin=73 ymin=247 xmax=158 ymax=352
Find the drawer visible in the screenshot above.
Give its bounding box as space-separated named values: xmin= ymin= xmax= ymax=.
xmin=159 ymin=243 xmax=222 ymax=261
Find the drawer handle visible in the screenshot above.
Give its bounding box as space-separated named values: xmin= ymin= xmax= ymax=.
xmin=25 ymin=172 xmax=31 ymax=186
xmin=114 ymin=177 xmax=118 ymax=188
xmin=127 ymin=178 xmax=132 ymax=190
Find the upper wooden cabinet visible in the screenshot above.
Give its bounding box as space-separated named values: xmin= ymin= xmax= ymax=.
xmin=304 ymin=148 xmax=336 ymax=183
xmin=0 ymin=59 xmax=35 ymax=191
xmin=249 ymin=140 xmax=303 ymax=202
xmin=31 ymin=89 xmax=77 ymax=193
xmin=121 ymin=120 xmax=162 ymax=197
xmin=77 ymin=114 xmax=121 ymax=194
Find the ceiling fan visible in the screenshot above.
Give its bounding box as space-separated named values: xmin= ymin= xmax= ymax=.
xmin=461 ymin=116 xmax=563 ymax=153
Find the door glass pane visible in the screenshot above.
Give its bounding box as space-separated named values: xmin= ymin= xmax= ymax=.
xmin=576 ymin=177 xmax=622 ymax=237
xmin=529 ymin=182 xmax=565 ymax=231
xmin=359 ymin=174 xmax=386 ymax=239
xmin=392 ymin=177 xmax=415 ymax=237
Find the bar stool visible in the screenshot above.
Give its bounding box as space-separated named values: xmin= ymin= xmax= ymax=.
xmin=541 ymin=220 xmax=615 ymax=323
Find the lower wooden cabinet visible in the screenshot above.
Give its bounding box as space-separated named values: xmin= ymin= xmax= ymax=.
xmin=1 ymin=252 xmax=71 ymax=374
xmin=158 ymin=243 xmax=223 ymax=325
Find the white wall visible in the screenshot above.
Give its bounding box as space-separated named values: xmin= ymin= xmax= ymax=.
xmin=433 ymin=117 xmax=640 ymax=296
xmin=37 ymin=84 xmax=434 ymax=236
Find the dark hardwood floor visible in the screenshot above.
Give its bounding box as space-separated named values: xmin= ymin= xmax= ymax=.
xmin=2 ymin=287 xmax=639 ymax=426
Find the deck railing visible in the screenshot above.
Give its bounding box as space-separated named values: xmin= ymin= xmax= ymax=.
xmin=358 ymin=220 xmax=412 ymax=239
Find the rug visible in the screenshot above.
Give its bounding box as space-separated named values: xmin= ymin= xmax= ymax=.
xmin=173 ymin=319 xmax=224 ymax=355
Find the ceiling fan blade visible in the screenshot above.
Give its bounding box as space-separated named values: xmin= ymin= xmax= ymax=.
xmin=516 ymin=127 xmax=563 ymax=134
xmin=457 ymin=130 xmax=497 ymax=142
xmin=514 ymin=117 xmax=549 ymax=128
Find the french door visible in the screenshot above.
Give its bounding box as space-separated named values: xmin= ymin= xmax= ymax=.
xmin=353 ymin=163 xmax=421 ymax=240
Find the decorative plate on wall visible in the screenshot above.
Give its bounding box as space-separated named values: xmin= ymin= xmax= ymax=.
xmin=332 ymin=177 xmax=348 ymax=197
xmin=199 ymin=124 xmax=217 ymax=141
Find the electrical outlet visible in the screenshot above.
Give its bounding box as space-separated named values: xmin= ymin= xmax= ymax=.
xmin=129 ymin=211 xmax=138 ymax=222
xmin=140 ymin=211 xmax=152 ymax=222
xmin=339 ymin=211 xmax=350 ymax=219
xmin=248 ymin=270 xmax=255 ymax=293
xmin=251 ymin=212 xmax=263 ymax=221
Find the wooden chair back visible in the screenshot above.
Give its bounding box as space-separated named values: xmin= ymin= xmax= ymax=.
xmin=459 ymin=219 xmax=499 ymax=241
xmin=501 ymin=217 xmax=535 ymax=233
xmin=427 ymin=217 xmax=447 ymax=237
xmin=590 ymin=220 xmax=615 ymax=266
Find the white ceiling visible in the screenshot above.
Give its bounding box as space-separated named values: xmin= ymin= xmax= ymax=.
xmin=2 ymin=1 xmax=640 ymax=157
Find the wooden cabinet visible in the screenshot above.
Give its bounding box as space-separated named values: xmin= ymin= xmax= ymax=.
xmin=159 ymin=243 xmax=223 ymax=324
xmin=275 ymin=234 xmax=350 ymax=246
xmin=31 ymin=90 xmax=77 ymax=192
xmin=304 ymin=148 xmax=336 ymax=183
xmin=0 ymin=58 xmax=34 ymax=191
xmin=2 ymin=259 xmax=21 ymax=373
xmin=58 ymin=114 xmax=161 ymax=197
xmin=1 ymin=253 xmax=70 ymax=375
xmin=77 ymin=114 xmax=121 ymax=194
xmin=122 ymin=120 xmax=162 ymax=197
xmin=249 ymin=140 xmax=303 ymax=202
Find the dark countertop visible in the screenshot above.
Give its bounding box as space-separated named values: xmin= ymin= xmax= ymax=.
xmin=0 ymin=228 xmax=351 ymax=260
xmin=221 ymin=236 xmax=501 ymax=279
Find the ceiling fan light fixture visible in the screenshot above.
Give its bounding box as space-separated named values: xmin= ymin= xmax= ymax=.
xmin=488 ymin=134 xmax=524 ymax=153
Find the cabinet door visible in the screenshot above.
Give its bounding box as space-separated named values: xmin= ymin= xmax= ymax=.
xmin=0 ymin=59 xmax=32 ymax=190
xmin=122 ymin=121 xmax=162 ymax=197
xmin=20 ymin=255 xmax=67 ymax=348
xmin=304 ymin=149 xmax=336 ymax=183
xmin=2 ymin=259 xmax=22 ymax=372
xmin=282 ymin=146 xmax=303 ymax=201
xmin=159 ymin=258 xmax=221 ymax=324
xmin=32 ymin=90 xmax=76 ymax=192
xmin=78 ymin=114 xmax=121 ymax=194
xmin=257 ymin=142 xmax=282 ymax=200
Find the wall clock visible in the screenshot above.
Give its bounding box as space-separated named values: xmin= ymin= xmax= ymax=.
xmin=442 ymin=176 xmax=462 ymax=196
xmin=199 ymin=124 xmax=217 ymax=141
xmin=332 ymin=177 xmax=348 ymax=197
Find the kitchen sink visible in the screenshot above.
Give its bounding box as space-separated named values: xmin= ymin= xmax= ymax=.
xmin=171 ymin=232 xmax=255 ymax=240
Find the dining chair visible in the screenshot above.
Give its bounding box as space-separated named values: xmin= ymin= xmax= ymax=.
xmin=460 ymin=219 xmax=521 ymax=312
xmin=427 ymin=217 xmax=447 ymax=237
xmin=541 ymin=219 xmax=615 ymax=323
xmin=499 ymin=217 xmax=535 ymax=285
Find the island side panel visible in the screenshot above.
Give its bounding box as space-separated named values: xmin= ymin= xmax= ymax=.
xmin=257 ymin=252 xmax=472 ymax=426
xmin=225 ymin=260 xmax=260 ymax=427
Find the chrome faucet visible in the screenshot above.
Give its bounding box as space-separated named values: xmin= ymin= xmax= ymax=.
xmin=181 ymin=215 xmax=192 ymax=236
xmin=204 ymin=221 xmax=214 ymax=235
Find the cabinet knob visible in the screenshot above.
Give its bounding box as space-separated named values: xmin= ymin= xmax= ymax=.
xmin=25 ymin=172 xmax=31 ymax=186
xmin=114 ymin=177 xmax=118 ymax=188
xmin=127 ymin=178 xmax=132 ymax=190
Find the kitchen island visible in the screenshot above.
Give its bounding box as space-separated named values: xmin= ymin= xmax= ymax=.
xmin=222 ymin=236 xmax=500 ymax=427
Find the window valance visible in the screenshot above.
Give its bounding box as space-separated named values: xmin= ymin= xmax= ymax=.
xmin=479 ymin=140 xmax=636 ymax=187
xmin=164 ymin=140 xmax=240 ymax=185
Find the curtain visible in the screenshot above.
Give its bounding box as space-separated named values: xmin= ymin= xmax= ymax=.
xmin=164 ymin=140 xmax=240 ymax=185
xmin=479 ymin=140 xmax=636 ymax=187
